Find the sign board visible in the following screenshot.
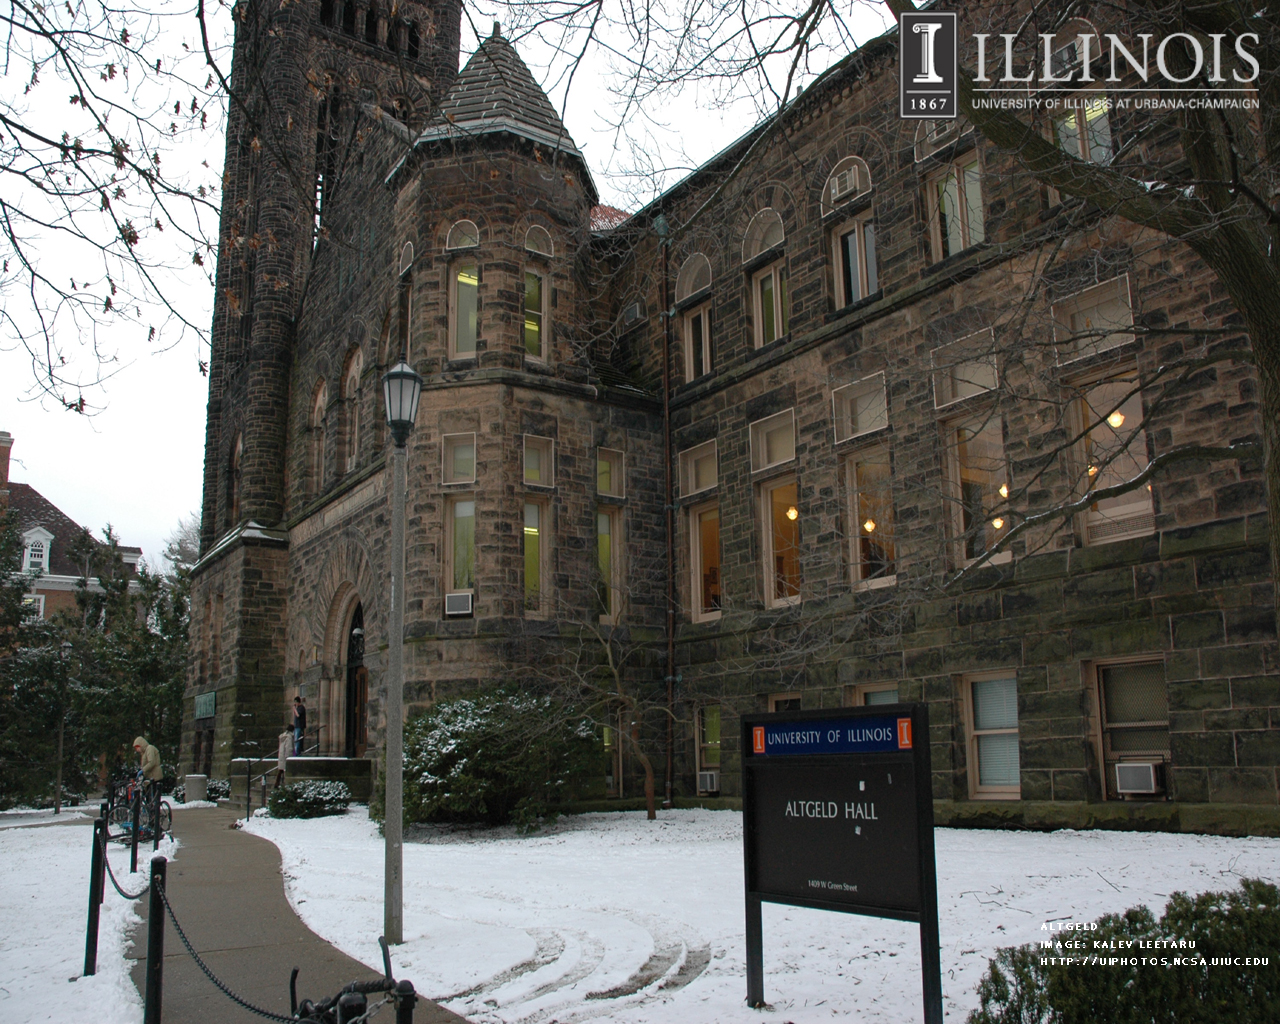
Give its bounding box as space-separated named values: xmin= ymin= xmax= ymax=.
xmin=742 ymin=704 xmax=942 ymax=1023
xmin=899 ymin=11 xmax=958 ymax=119
xmin=193 ymin=690 xmax=215 ymax=721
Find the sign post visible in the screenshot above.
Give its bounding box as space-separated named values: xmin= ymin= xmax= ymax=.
xmin=742 ymin=703 xmax=942 ymax=1023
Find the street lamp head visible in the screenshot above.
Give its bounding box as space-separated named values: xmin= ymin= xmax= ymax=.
xmin=382 ymin=361 xmax=423 ymax=448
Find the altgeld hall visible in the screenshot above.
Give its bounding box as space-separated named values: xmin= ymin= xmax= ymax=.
xmin=184 ymin=0 xmax=1280 ymax=835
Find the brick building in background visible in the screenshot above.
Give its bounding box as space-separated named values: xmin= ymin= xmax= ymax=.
xmin=187 ymin=4 xmax=1278 ymax=832
xmin=1 ymin=430 xmax=142 ymax=618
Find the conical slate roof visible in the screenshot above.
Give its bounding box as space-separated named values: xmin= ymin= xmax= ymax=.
xmin=417 ymin=25 xmax=582 ymax=158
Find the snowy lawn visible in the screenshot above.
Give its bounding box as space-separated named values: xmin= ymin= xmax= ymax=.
xmin=0 ymin=817 xmax=178 ymax=1024
xmin=243 ymin=808 xmax=1280 ymax=1023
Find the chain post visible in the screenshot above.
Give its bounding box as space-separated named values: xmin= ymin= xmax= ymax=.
xmin=130 ymin=787 xmax=141 ymax=873
xmin=395 ymin=979 xmax=417 ymax=1024
xmin=144 ymin=856 xmax=167 ymax=1024
xmin=336 ymin=992 xmax=367 ymax=1023
xmin=83 ymin=819 xmax=105 ymax=976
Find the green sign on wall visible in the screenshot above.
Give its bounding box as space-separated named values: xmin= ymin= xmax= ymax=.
xmin=194 ymin=691 xmax=215 ymax=720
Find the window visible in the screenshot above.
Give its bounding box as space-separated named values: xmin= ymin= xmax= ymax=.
xmin=1052 ymin=277 xmax=1134 ymax=362
xmin=769 ymin=693 xmax=802 ymax=712
xmin=749 ymin=410 xmax=796 ymax=472
xmin=1097 ymin=661 xmax=1169 ymax=799
xmin=947 ymin=415 xmax=1009 ymax=564
xmin=933 ymin=333 xmax=998 ymax=407
xmin=596 ymin=448 xmax=624 ymax=498
xmin=524 ymin=225 xmax=553 ymax=256
xmin=397 ymin=243 xmax=413 ymax=361
xmin=523 ymin=269 xmax=546 ymax=360
xmin=690 ymin=500 xmax=721 ymax=622
xmin=928 ymin=157 xmax=984 ymax=260
xmin=697 ymin=705 xmax=721 ymax=769
xmin=523 ymin=500 xmax=547 ymax=614
xmin=752 ymin=262 xmax=789 ymax=347
xmin=441 ymin=433 xmax=476 ymax=484
xmin=847 ymin=683 xmax=899 ymax=706
xmin=1081 ymin=376 xmax=1154 ymax=544
xmin=446 ymin=219 xmax=479 ymax=250
xmin=833 ymin=374 xmax=888 ymax=442
xmin=847 ymin=448 xmax=896 ymax=588
xmin=680 ymin=441 xmax=717 ymax=497
xmin=1053 ymin=96 xmax=1113 ymax=164
xmin=676 ymin=253 xmax=712 ymax=301
xmin=343 ymin=349 xmax=363 ymax=474
xmin=914 ymin=118 xmax=966 ymax=162
xmin=968 ymin=676 xmax=1020 ymax=798
xmin=683 ymin=303 xmax=712 ymax=380
xmin=21 ymin=594 xmax=45 ymax=619
xmin=451 ymin=260 xmax=479 ymax=357
xmin=446 ymin=497 xmax=476 ymax=596
xmin=523 ymin=435 xmax=554 ymax=486
xmin=762 ymin=477 xmax=800 ymax=607
xmin=596 ymin=506 xmax=621 ymax=621
xmin=309 ymin=382 xmax=327 ymax=495
xmin=822 ymin=156 xmax=872 ymax=215
xmin=24 ymin=539 xmax=47 ymax=573
xmin=228 ymin=433 xmax=243 ymax=525
xmin=832 ymin=214 xmax=878 ymax=307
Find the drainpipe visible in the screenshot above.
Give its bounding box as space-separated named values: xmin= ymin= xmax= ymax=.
xmin=655 ymin=213 xmax=675 ymax=810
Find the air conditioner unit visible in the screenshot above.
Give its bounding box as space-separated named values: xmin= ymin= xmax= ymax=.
xmin=622 ymin=301 xmax=644 ymax=326
xmin=444 ymin=592 xmax=473 ymax=617
xmin=830 ymin=166 xmax=862 ymax=203
xmin=698 ymin=770 xmax=720 ymax=795
xmin=1115 ymin=762 xmax=1163 ymax=795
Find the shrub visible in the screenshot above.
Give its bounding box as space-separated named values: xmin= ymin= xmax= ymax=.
xmin=206 ymin=778 xmax=230 ymax=801
xmin=377 ymin=689 xmax=599 ymax=831
xmin=968 ymin=878 xmax=1280 ymax=1024
xmin=268 ymin=780 xmax=352 ymax=819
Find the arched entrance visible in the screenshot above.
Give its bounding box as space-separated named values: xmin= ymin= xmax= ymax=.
xmin=345 ymin=603 xmax=369 ymax=758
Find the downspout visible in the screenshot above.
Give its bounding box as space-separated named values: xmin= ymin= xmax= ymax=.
xmin=656 ymin=213 xmax=676 ymax=810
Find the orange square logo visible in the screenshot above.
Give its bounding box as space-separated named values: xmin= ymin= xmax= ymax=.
xmin=753 ymin=726 xmax=766 ymax=753
xmin=897 ymin=718 xmax=912 ymax=749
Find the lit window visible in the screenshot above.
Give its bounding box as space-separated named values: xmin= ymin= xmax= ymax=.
xmin=690 ymin=501 xmax=721 ymax=622
xmin=679 ymin=441 xmax=717 ymax=496
xmin=929 ymin=157 xmax=984 ymax=260
xmin=1052 ymin=277 xmax=1134 ymax=362
xmin=523 ymin=500 xmax=547 ymax=614
xmin=683 ymin=303 xmax=712 ymax=380
xmin=1053 ymin=96 xmax=1113 ymax=164
xmin=749 ymin=410 xmax=796 ymax=472
xmin=968 ymin=676 xmax=1020 ymax=797
xmin=451 ymin=260 xmax=478 ymax=357
xmin=697 ymin=705 xmax=721 ymax=768
xmin=597 ymin=448 xmax=624 ymax=498
xmin=833 ymin=374 xmax=888 ymax=442
xmin=446 ymin=497 xmax=476 ymax=594
xmin=524 ymin=225 xmax=553 ymax=256
xmin=524 ymin=270 xmax=546 ymax=360
xmin=762 ymin=477 xmax=800 ymax=607
xmin=446 ymin=219 xmax=479 ymax=250
xmin=21 ymin=594 xmax=45 ymax=619
xmin=596 ymin=506 xmax=622 ymax=621
xmin=1097 ymin=661 xmax=1168 ymax=799
xmin=847 ymin=449 xmax=896 ymax=589
xmin=933 ymin=332 xmax=998 ymax=407
xmin=523 ymin=435 xmax=554 ymax=487
xmin=833 ymin=214 xmax=878 ymax=307
xmin=442 ymin=433 xmax=476 ymax=484
xmin=947 ymin=415 xmax=1008 ymax=564
xmin=1081 ymin=376 xmax=1154 ymax=544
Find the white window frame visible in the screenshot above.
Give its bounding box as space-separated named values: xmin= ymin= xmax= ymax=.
xmin=749 ymin=409 xmax=796 ymax=473
xmin=445 ymin=219 xmax=479 ymax=250
xmin=927 ymin=155 xmax=984 ymax=261
xmin=22 ymin=528 xmax=53 ymax=574
xmin=945 ymin=413 xmax=1011 ymax=567
xmin=833 ymin=374 xmax=889 ymax=443
xmin=751 ymin=259 xmax=789 ymax=349
xmin=933 ymin=331 xmax=998 ymax=408
xmin=523 ymin=435 xmax=554 ymax=488
xmin=595 ymin=504 xmax=622 ymax=623
xmin=441 ymin=432 xmax=477 ymax=485
xmin=822 ymin=156 xmax=872 ymax=216
xmin=21 ymin=594 xmax=46 ymax=619
xmin=689 ymin=498 xmax=722 ymax=623
xmin=444 ymin=495 xmax=477 ymax=600
xmin=523 ymin=498 xmax=550 ymax=617
xmin=761 ymin=475 xmax=801 ymax=609
xmin=1077 ymin=372 xmax=1155 ymax=546
xmin=522 ymin=265 xmax=548 ymax=362
xmin=679 ymin=440 xmax=718 ymax=497
xmin=683 ymin=302 xmax=713 ymax=380
xmin=449 ymin=258 xmax=479 ymax=359
xmin=524 ymin=225 xmax=553 ymax=256
xmin=965 ymin=673 xmax=1021 ymax=800
xmin=831 ymin=212 xmax=878 ymax=308
xmin=1052 ymin=275 xmax=1135 ymax=364
xmin=845 ymin=447 xmax=897 ymax=590
xmin=596 ymin=447 xmax=625 ymax=499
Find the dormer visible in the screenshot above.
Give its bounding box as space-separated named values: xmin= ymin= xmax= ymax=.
xmin=22 ymin=526 xmax=54 ymax=575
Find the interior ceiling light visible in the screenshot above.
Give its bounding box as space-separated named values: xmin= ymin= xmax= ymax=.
xmin=786 ymin=506 xmax=798 ymax=521
xmin=991 ymin=517 xmax=1005 ymax=530
xmin=999 ymin=483 xmax=1009 ymax=498
xmin=863 ymin=518 xmax=876 ymax=533
xmin=1107 ymin=410 xmax=1126 ymax=429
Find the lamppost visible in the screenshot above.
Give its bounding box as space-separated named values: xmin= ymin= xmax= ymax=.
xmin=381 ymin=360 xmax=422 ymax=945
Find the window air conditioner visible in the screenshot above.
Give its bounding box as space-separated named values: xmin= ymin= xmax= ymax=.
xmin=830 ymin=167 xmax=861 ymax=203
xmin=1115 ymin=762 xmax=1162 ymax=795
xmin=698 ymin=770 xmax=720 ymax=795
xmin=444 ymin=592 xmax=473 ymax=617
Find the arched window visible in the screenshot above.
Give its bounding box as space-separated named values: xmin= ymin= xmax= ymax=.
xmin=446 ymin=219 xmax=480 ymax=250
xmin=398 ymin=241 xmax=414 ymax=275
xmin=822 ymin=156 xmax=872 ymax=215
xmin=676 ymin=254 xmax=713 ymax=380
xmin=398 ymin=244 xmax=414 ymax=362
xmin=742 ymin=210 xmax=788 ymax=347
xmin=228 ymin=433 xmax=244 ymax=525
xmin=742 ymin=209 xmax=785 ymax=264
xmin=343 ymin=351 xmax=363 ymax=474
xmin=309 ymin=383 xmax=328 ymax=495
xmin=524 ymin=225 xmax=553 ymax=256
xmin=364 ymin=1 xmax=379 ymax=44
xmin=825 ymin=158 xmax=879 ymax=307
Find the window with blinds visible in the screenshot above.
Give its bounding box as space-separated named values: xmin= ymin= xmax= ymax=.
xmin=969 ymin=676 xmax=1020 ymax=797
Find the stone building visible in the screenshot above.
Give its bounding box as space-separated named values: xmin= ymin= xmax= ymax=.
xmin=188 ymin=4 xmax=1278 ymax=830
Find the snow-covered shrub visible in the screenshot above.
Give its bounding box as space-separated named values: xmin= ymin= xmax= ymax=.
xmin=968 ymin=878 xmax=1280 ymax=1024
xmin=268 ymin=780 xmax=353 ymax=819
xmin=381 ymin=689 xmax=598 ymax=831
xmin=206 ymin=779 xmax=231 ymax=801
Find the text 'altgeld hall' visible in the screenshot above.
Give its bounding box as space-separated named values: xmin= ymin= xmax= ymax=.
xmin=185 ymin=0 xmax=1280 ymax=834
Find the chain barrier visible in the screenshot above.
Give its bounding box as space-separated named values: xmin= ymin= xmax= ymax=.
xmin=98 ymin=829 xmax=150 ymax=900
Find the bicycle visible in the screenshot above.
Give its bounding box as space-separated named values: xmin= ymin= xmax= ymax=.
xmin=108 ymin=772 xmax=172 ymax=840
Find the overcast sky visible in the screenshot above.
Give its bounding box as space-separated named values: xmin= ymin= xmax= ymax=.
xmin=0 ymin=3 xmax=892 ymax=570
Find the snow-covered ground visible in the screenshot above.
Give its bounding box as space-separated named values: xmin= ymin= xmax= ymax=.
xmin=0 ymin=817 xmax=176 ymax=1024
xmin=0 ymin=808 xmax=88 ymax=829
xmin=243 ymin=809 xmax=1280 ymax=1023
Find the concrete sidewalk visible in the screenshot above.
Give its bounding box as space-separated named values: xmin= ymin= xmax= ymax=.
xmin=126 ymin=805 xmax=467 ymax=1023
